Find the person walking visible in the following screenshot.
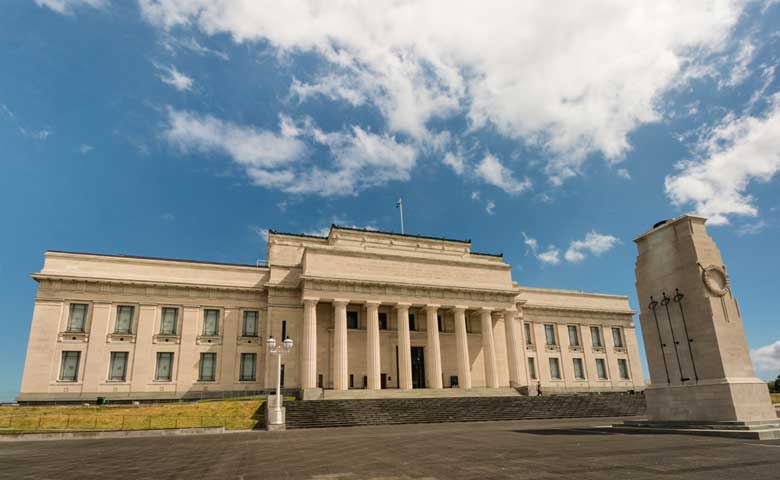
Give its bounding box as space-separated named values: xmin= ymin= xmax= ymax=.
xmin=536 ymin=382 xmax=543 ymax=396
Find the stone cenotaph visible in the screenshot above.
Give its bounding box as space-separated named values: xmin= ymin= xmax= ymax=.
xmin=625 ymin=215 xmax=778 ymax=439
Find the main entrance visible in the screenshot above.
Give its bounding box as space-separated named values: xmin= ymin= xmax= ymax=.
xmin=411 ymin=347 xmax=425 ymax=389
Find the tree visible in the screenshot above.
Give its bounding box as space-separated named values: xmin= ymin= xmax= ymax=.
xmin=773 ymin=374 xmax=780 ymax=394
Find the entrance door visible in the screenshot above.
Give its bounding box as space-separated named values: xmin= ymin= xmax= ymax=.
xmin=411 ymin=347 xmax=425 ymax=389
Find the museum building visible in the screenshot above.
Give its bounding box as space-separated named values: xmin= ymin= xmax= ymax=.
xmin=18 ymin=226 xmax=645 ymax=402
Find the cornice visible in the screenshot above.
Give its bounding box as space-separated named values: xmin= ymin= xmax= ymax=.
xmin=32 ymin=273 xmax=265 ymax=294
xmin=302 ymin=245 xmax=510 ymax=270
xmin=523 ymin=303 xmax=636 ymax=317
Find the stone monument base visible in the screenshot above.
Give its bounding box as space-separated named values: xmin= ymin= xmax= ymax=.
xmin=613 ymin=419 xmax=780 ymax=440
xmin=644 ymin=381 xmax=776 ymax=423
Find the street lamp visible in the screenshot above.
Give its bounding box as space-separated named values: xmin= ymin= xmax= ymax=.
xmin=266 ymin=335 xmax=294 ymax=427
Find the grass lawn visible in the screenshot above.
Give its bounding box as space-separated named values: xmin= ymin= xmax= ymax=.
xmin=0 ymin=398 xmax=265 ymax=432
xmin=771 ymin=393 xmax=780 ymax=404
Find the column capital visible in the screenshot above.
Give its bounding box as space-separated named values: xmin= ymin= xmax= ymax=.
xmin=302 ymin=297 xmax=319 ymax=305
xmin=395 ymin=302 xmax=411 ymax=310
xmin=333 ymin=299 xmax=350 ymax=307
xmin=453 ymin=305 xmax=468 ymax=312
xmin=425 ymin=304 xmax=441 ymax=311
xmin=480 ymin=306 xmax=495 ymax=313
xmin=365 ymin=300 xmax=382 ymax=307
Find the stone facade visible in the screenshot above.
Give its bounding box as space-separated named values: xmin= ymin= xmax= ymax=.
xmin=18 ymin=226 xmax=645 ymax=402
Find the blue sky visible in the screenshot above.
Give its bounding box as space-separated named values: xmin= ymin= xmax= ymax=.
xmin=2 ymin=1 xmax=780 ymax=400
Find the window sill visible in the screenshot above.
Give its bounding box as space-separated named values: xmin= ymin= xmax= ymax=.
xmin=238 ymin=379 xmax=258 ymax=383
xmin=58 ymin=332 xmax=89 ymax=343
xmin=153 ymin=334 xmax=181 ymax=344
xmin=568 ymin=345 xmax=583 ymax=352
xmin=106 ymin=333 xmax=136 ymax=343
xmin=237 ymin=336 xmax=262 ymax=345
xmin=544 ymin=345 xmax=560 ymax=353
xmin=153 ymin=380 xmax=173 ymax=384
xmin=592 ymin=347 xmax=606 ymax=353
xmin=196 ymin=336 xmax=222 ymax=345
xmin=614 ymin=347 xmax=627 ymax=354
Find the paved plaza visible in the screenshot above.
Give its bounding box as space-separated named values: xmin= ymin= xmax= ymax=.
xmin=3 ymin=417 xmax=780 ymax=479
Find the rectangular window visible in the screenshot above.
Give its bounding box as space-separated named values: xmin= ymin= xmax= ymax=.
xmin=437 ymin=315 xmax=443 ymax=332
xmin=160 ymin=307 xmax=178 ymax=335
xmin=596 ymin=358 xmax=608 ymax=380
xmin=524 ymin=323 xmax=534 ymax=345
xmin=155 ymin=352 xmax=174 ymax=381
xmin=591 ymin=326 xmax=603 ymax=347
xmin=281 ymin=320 xmax=287 ymax=339
xmin=409 ymin=314 xmax=416 ymax=331
xmin=108 ymin=352 xmax=129 ymax=382
xmin=544 ymin=324 xmax=557 ymax=346
xmin=199 ymin=352 xmax=217 ymax=381
xmin=203 ymin=309 xmax=219 ymax=336
xmin=67 ymin=304 xmax=88 ymax=332
xmin=568 ymin=325 xmax=580 ymax=346
xmin=240 ymin=353 xmax=257 ymax=381
xmin=242 ymin=311 xmax=259 ymax=337
xmin=549 ymin=358 xmax=561 ymax=379
xmin=281 ymin=364 xmax=285 ymax=387
xmin=527 ymin=357 xmax=537 ymax=380
xmin=347 ymin=311 xmax=358 ymax=329
xmin=612 ymin=327 xmax=624 ymax=348
xmin=115 ymin=306 xmax=134 ymax=334
xmin=59 ymin=351 xmax=81 ymax=382
xmin=618 ymin=359 xmax=630 ymax=380
xmin=378 ymin=312 xmax=388 ymax=330
xmin=573 ymin=358 xmax=585 ymax=379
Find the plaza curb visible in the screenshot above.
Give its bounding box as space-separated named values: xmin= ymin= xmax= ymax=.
xmin=0 ymin=426 xmax=250 ymax=442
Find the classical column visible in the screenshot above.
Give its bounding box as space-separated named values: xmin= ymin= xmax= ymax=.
xmin=396 ymin=303 xmax=413 ymax=389
xmin=481 ymin=308 xmax=499 ymax=388
xmin=333 ymin=299 xmax=349 ymax=390
xmin=366 ymin=301 xmax=382 ymax=390
xmin=454 ymin=306 xmax=472 ymax=389
xmin=503 ymin=307 xmax=524 ymax=387
xmin=425 ymin=305 xmax=443 ymax=389
xmin=301 ymin=298 xmax=318 ymax=389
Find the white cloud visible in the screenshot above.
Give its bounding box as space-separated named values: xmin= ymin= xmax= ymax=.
xmin=155 ymin=64 xmax=194 ymax=92
xmin=521 ymin=232 xmax=538 ymax=255
xmin=485 ymin=200 xmax=495 ymax=216
xmin=161 ymin=212 xmax=175 ymax=221
xmin=443 ymin=151 xmax=465 ymax=175
xmin=720 ymin=38 xmax=756 ymax=88
xmin=35 ymin=0 xmax=106 ymax=14
xmin=537 ymin=247 xmax=561 ymax=266
xmin=79 ymin=144 xmax=94 ymax=154
xmin=564 ymin=231 xmax=620 ymax=263
xmin=254 ymin=227 xmax=269 ymax=241
xmin=665 ymin=97 xmax=780 ymax=225
xmin=163 ymin=109 xmax=416 ymax=196
xmin=475 ymin=153 xmax=531 ymax=195
xmin=470 ymin=191 xmax=480 ymax=201
xmin=736 ymin=220 xmax=767 ymax=237
xmin=140 ymin=0 xmax=746 ymax=182
xmin=616 ymin=168 xmax=631 ymax=180
xmin=751 ymin=341 xmax=780 ymax=377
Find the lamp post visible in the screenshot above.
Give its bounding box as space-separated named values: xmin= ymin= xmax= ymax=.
xmin=266 ymin=335 xmax=293 ymax=427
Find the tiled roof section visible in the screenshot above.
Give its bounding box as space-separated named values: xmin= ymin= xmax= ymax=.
xmin=46 ymin=250 xmax=266 ymax=269
xmin=331 ymin=224 xmax=471 ymax=244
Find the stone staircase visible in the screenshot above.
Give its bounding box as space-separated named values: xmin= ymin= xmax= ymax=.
xmin=283 ymin=393 xmax=646 ymax=429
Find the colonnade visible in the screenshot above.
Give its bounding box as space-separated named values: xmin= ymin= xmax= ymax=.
xmin=300 ymin=299 xmax=524 ymax=390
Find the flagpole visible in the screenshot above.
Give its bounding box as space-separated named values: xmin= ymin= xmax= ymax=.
xmin=397 ymin=198 xmax=405 ymax=234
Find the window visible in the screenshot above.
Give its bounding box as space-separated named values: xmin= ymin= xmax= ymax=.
xmin=59 ymin=351 xmax=80 ymax=382
xmin=573 ymin=358 xmax=585 ymax=379
xmin=115 ymin=306 xmax=134 ymax=334
xmin=199 ymin=352 xmax=217 ymax=381
xmin=568 ymin=325 xmax=580 ymax=346
xmin=378 ymin=312 xmax=388 ymax=330
xmin=437 ymin=315 xmax=443 ymax=332
xmin=203 ymin=309 xmax=219 ymax=336
xmin=281 ymin=320 xmax=287 ymax=339
xmin=527 ymin=357 xmax=537 ymax=380
xmin=281 ymin=364 xmax=285 ymax=387
xmin=155 ymin=352 xmax=174 ymax=381
xmin=347 ymin=311 xmax=358 ymax=329
xmin=591 ymin=326 xmax=603 ymax=347
xmin=596 ymin=358 xmax=608 ymax=380
xmin=160 ymin=307 xmax=178 ymax=335
xmin=618 ymin=359 xmax=630 ymax=380
xmin=242 ymin=311 xmax=259 ymax=337
xmin=544 ymin=324 xmax=557 ymax=346
xmin=108 ymin=352 xmax=129 ymax=382
xmin=240 ymin=353 xmax=257 ymax=381
xmin=524 ymin=323 xmax=534 ymax=345
xmin=67 ymin=304 xmax=88 ymax=332
xmin=549 ymin=358 xmax=561 ymax=379
xmin=612 ymin=327 xmax=624 ymax=348
xmin=409 ymin=314 xmax=416 ymax=331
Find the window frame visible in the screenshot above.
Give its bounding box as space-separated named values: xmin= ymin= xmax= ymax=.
xmin=378 ymin=312 xmax=388 ymax=330
xmin=524 ymin=322 xmax=534 ymax=345
xmin=239 ymin=353 xmax=257 ymax=382
xmin=108 ymin=351 xmax=129 ymax=382
xmin=618 ymin=358 xmax=630 ymax=380
xmin=527 ymin=357 xmax=537 ymax=380
xmin=155 ymin=352 xmax=174 ymax=382
xmin=198 ymin=352 xmax=217 ymax=382
xmin=549 ymin=357 xmax=562 ymax=380
xmin=544 ymin=324 xmax=557 ymax=346
xmin=160 ymin=307 xmax=179 ymax=336
xmin=595 ymin=358 xmax=609 ymax=380
xmin=612 ymin=327 xmax=624 ymax=348
xmin=346 ymin=310 xmax=359 ymax=330
xmin=408 ymin=313 xmax=416 ymax=331
xmin=573 ymin=357 xmax=586 ymax=380
xmin=202 ymin=309 xmax=220 ymax=336
xmin=114 ymin=305 xmax=135 ymax=334
xmin=590 ymin=326 xmax=603 ymax=348
xmin=567 ymin=325 xmax=580 ymax=346
xmin=66 ymin=303 xmax=88 ymax=333
xmin=242 ymin=310 xmax=259 ymax=337
xmin=59 ymin=351 xmax=81 ymax=382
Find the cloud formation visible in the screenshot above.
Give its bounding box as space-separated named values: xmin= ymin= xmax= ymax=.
xmin=35 ymin=0 xmax=106 ymax=14
xmin=163 ymin=109 xmax=416 ymax=196
xmin=156 ymin=63 xmax=194 ymax=92
xmin=139 ymin=0 xmax=745 ymax=183
xmin=475 ymin=154 xmax=531 ymax=195
xmin=523 ymin=230 xmax=619 ymax=265
xmin=750 ymin=340 xmax=780 ymax=377
xmin=665 ymin=97 xmax=780 ymax=225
